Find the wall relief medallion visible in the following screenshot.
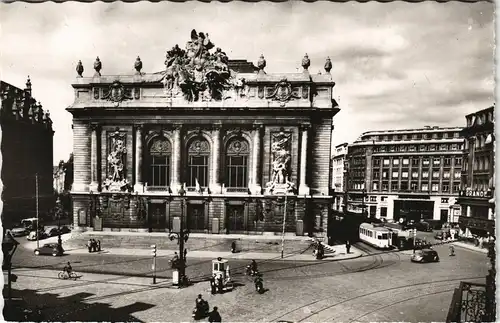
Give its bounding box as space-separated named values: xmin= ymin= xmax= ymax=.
xmin=103 ymin=130 xmax=131 ymax=192
xmin=265 ymin=130 xmax=295 ymax=194
xmin=188 ymin=139 xmax=210 ymax=155
xmin=266 ymin=78 xmax=300 ymax=106
xmin=150 ymin=138 xmax=172 ymax=155
xmin=227 ymin=138 xmax=249 ymax=155
xmin=102 ymin=81 xmax=133 ymax=105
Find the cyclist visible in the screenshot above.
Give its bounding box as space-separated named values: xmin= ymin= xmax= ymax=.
xmin=63 ymin=262 xmax=73 ymax=276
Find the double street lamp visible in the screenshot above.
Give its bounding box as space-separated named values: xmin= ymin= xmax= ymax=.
xmin=169 ymin=185 xmax=190 ymax=288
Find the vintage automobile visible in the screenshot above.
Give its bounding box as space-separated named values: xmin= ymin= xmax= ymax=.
xmin=434 ymin=231 xmax=444 ymax=240
xmin=411 ymin=249 xmax=440 ymax=263
xmin=34 ymin=243 xmax=64 ymax=257
xmin=45 ymin=227 xmax=59 ymax=237
xmin=11 ymin=226 xmax=29 ymax=237
xmin=27 ymin=230 xmax=47 ymax=241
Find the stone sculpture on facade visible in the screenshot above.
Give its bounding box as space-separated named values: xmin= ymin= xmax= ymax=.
xmin=162 ymin=29 xmax=232 ymax=102
xmin=103 ymin=131 xmax=131 ymax=192
xmin=266 ymin=131 xmax=295 ymax=194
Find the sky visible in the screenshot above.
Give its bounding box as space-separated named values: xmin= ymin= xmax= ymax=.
xmin=0 ymin=1 xmax=495 ymax=163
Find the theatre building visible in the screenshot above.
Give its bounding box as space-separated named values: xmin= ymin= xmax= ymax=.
xmin=458 ymin=106 xmax=495 ymax=238
xmin=68 ymin=31 xmax=339 ymax=236
xmin=346 ymin=126 xmax=464 ymax=223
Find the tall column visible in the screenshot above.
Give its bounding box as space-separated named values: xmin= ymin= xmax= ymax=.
xmin=298 ymin=124 xmax=310 ymax=195
xmin=172 ymin=124 xmax=182 ymax=193
xmin=211 ymin=124 xmax=222 ymax=193
xmin=252 ymin=124 xmax=263 ymax=194
xmin=134 ymin=125 xmax=144 ymax=193
xmin=89 ymin=124 xmax=99 ymax=192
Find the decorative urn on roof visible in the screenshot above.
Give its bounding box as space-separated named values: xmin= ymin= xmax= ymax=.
xmin=76 ymin=60 xmax=84 ymax=77
xmin=94 ymin=57 xmax=102 ymax=77
xmin=302 ymin=54 xmax=310 ymax=71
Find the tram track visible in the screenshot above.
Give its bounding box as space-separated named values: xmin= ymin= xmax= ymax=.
xmin=269 ymin=275 xmax=485 ymax=322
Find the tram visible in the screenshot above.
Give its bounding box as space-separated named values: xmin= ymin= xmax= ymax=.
xmin=359 ymin=223 xmax=393 ymax=249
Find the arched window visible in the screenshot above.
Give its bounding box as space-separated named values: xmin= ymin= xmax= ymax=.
xmin=225 ymin=138 xmax=250 ymax=188
xmin=187 ymin=138 xmax=210 ymax=188
xmin=148 ymin=137 xmax=171 ymax=188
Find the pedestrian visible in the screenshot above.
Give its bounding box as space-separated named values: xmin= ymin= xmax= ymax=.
xmin=210 ymin=275 xmax=216 ymax=295
xmin=449 ymin=245 xmax=455 ymax=257
xmin=184 ymin=248 xmax=187 ymax=259
xmin=92 ymin=239 xmax=98 ymax=252
xmin=208 ymin=306 xmax=222 ymax=323
xmin=97 ymin=240 xmax=101 ymax=252
xmin=346 ymin=240 xmax=351 ymax=254
xmin=87 ymin=239 xmax=93 ymax=253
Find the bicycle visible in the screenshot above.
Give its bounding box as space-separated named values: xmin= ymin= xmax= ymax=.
xmin=58 ymin=271 xmax=78 ymax=280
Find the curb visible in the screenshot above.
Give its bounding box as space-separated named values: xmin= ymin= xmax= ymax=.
xmin=451 ymin=242 xmax=488 ymax=254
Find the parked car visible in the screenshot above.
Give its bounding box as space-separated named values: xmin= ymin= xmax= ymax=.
xmin=411 ymin=249 xmax=440 ymax=263
xmin=59 ymin=225 xmax=71 ymax=234
xmin=27 ymin=230 xmax=47 ymax=241
xmin=34 ymin=243 xmax=64 ymax=257
xmin=414 ymin=221 xmax=433 ymax=232
xmin=11 ymin=227 xmax=29 ymax=237
xmin=434 ymin=232 xmax=444 ymax=240
xmin=45 ymin=227 xmax=59 ymax=237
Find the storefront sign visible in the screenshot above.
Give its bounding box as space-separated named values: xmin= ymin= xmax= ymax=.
xmin=458 ymin=216 xmax=495 ymax=233
xmin=459 ymin=190 xmax=492 ymax=198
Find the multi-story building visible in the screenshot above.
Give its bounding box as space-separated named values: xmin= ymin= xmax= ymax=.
xmin=458 ymin=106 xmax=495 ymax=238
xmin=346 ymin=126 xmax=464 ymax=223
xmin=331 ymin=143 xmax=348 ymax=213
xmin=0 ymin=78 xmax=54 ymax=228
xmin=67 ymin=31 xmax=339 ymax=236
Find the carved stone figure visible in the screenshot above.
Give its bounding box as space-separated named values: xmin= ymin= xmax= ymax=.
xmin=103 ymin=131 xmax=131 ymax=192
xmin=162 ymin=29 xmax=232 ymax=102
xmin=265 ymin=131 xmax=295 ymax=194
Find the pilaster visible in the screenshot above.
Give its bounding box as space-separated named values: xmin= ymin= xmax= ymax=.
xmin=89 ymin=124 xmax=99 ymax=192
xmin=252 ymin=123 xmax=263 ymax=194
xmin=298 ymin=124 xmax=310 ymax=195
xmin=172 ymin=124 xmax=182 ymax=193
xmin=211 ymin=123 xmax=222 ymax=194
xmin=134 ymin=125 xmax=144 ymax=193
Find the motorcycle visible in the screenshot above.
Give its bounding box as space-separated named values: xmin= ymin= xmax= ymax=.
xmin=254 ymin=277 xmax=264 ymax=293
xmin=245 ymin=265 xmax=259 ymax=276
xmin=192 ymin=300 xmax=210 ymax=320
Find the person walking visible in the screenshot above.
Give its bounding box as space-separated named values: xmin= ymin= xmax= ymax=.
xmin=346 ymin=240 xmax=351 ymax=254
xmin=208 ymin=306 xmax=222 ymax=323
xmin=97 ymin=240 xmax=101 ymax=252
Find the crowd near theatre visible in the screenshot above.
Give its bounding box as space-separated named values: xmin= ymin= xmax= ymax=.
xmin=68 ymin=30 xmax=338 ymax=236
xmin=0 ymin=79 xmax=54 ymax=229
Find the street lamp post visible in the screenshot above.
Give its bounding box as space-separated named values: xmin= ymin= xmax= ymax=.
xmin=2 ymin=230 xmax=19 ymax=301
xmin=169 ymin=185 xmax=190 ymax=288
xmin=55 ymin=197 xmax=63 ymax=251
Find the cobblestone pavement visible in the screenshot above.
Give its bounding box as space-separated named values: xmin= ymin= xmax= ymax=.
xmin=8 ymin=242 xmax=488 ymax=322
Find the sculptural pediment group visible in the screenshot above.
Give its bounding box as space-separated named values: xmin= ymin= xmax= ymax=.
xmin=162 ymin=29 xmax=234 ymax=102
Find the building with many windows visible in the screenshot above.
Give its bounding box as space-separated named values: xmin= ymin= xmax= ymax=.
xmin=331 ymin=143 xmax=348 ymax=213
xmin=68 ymin=31 xmax=339 ymax=236
xmin=0 ymin=78 xmax=54 ymax=228
xmin=346 ymin=126 xmax=464 ymax=223
xmin=458 ymin=106 xmax=495 ymax=238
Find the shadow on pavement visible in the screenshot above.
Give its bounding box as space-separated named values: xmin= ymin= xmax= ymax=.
xmin=3 ymin=288 xmax=155 ymax=322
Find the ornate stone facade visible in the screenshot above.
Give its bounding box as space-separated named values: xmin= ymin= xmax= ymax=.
xmin=68 ymin=30 xmax=339 ymax=236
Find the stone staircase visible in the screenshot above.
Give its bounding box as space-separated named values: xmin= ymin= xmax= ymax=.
xmin=65 ymin=232 xmax=314 ymax=254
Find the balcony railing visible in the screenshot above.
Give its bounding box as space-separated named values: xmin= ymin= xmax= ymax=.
xmin=145 ymin=186 xmax=170 ymax=192
xmin=447 ymin=282 xmax=488 ymax=323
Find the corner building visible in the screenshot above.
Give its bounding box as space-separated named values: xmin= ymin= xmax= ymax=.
xmin=458 ymin=106 xmax=495 ymax=237
xmin=347 ymin=126 xmax=464 ymax=223
xmin=68 ymin=31 xmax=339 ymax=236
xmin=1 ymin=79 xmax=54 ymax=228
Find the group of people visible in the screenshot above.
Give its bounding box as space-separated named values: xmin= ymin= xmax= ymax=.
xmin=194 ymin=294 xmax=221 ymax=322
xmin=87 ymin=239 xmax=101 ymax=253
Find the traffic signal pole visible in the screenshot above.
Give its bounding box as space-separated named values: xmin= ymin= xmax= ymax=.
xmin=151 ymin=244 xmax=157 ymax=284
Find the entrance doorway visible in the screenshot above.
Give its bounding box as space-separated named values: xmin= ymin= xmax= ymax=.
xmin=440 ymin=209 xmax=449 ymax=223
xmin=226 ymin=204 xmax=245 ymax=233
xmin=187 ymin=204 xmax=205 ymax=232
xmin=148 ymin=202 xmax=166 ymax=232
